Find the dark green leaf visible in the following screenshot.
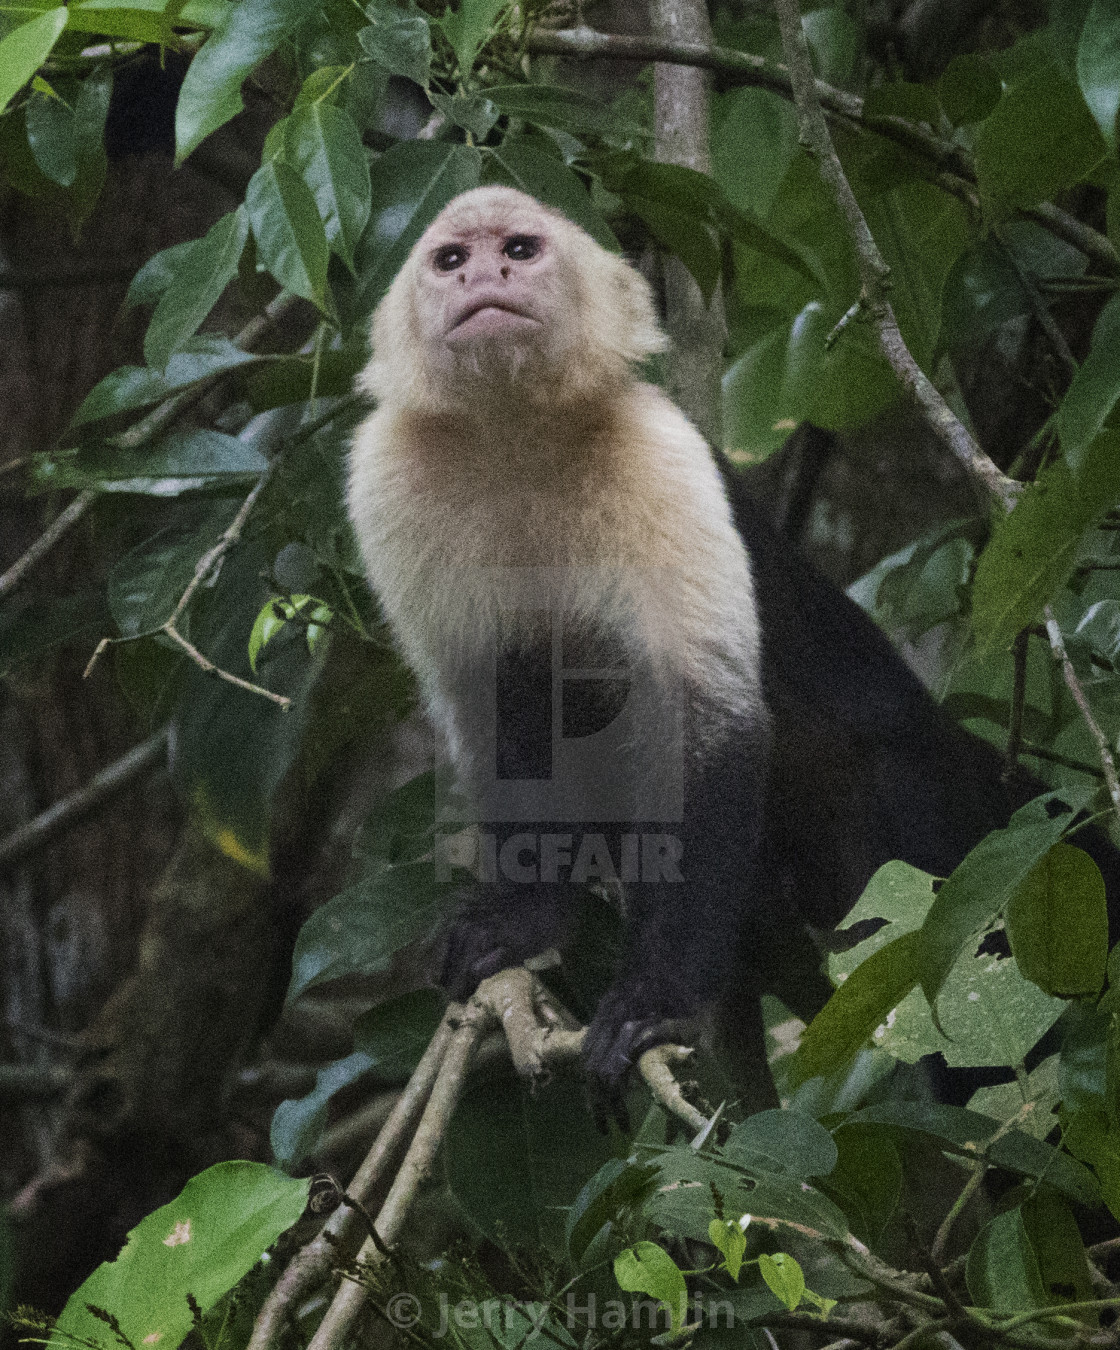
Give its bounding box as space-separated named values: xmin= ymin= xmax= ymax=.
xmin=245 ymin=348 xmax=365 ymax=411
xmin=108 ymin=508 xmax=235 ymax=639
xmin=1022 ymin=1189 xmax=1097 ymax=1316
xmin=1006 ymin=843 xmax=1108 ymax=996
xmin=792 ymin=931 xmax=921 ymax=1085
xmin=823 ymin=1125 xmax=901 ymax=1247
xmin=69 ymin=63 xmax=111 ymax=230
xmin=967 ymin=1206 xmax=1048 ymax=1311
xmin=1063 ymin=1106 xmax=1120 ymax=1218
xmin=52 ymin=1163 xmax=310 ymax=1347
xmin=723 ymin=1109 xmax=838 ymax=1178
xmin=486 ymin=83 xmax=630 ymax=138
xmin=175 ymin=0 xmax=307 ymax=163
xmin=0 ymin=8 xmax=67 ymax=114
xmin=864 ymin=81 xmax=941 ymax=128
xmin=974 ymin=62 xmax=1107 ymax=212
xmin=0 ymin=591 xmax=112 ymax=676
xmin=566 ymin=1159 xmax=658 ymax=1263
xmin=352 ymin=988 xmax=445 ymax=1076
xmin=34 ymin=429 xmax=267 ymax=494
xmin=429 ymin=90 xmax=497 ymax=139
xmin=271 ymin=1050 xmax=373 ymax=1167
xmin=938 ymin=54 xmax=1002 ymax=125
xmin=446 ymin=1069 xmax=620 ymax=1254
xmin=358 ymin=4 xmax=432 ymax=87
xmin=355 ymin=139 xmax=481 ymax=311
xmin=713 ymin=87 xmax=798 ymax=223
xmin=801 ymin=5 xmax=859 ymax=89
xmin=25 ymin=83 xmax=75 ymax=185
xmin=973 ymin=429 xmax=1120 ymax=654
xmin=284 ymin=103 xmax=371 ymax=272
xmin=435 ymin=0 xmax=506 ymax=78
xmin=1058 ymin=293 xmax=1120 ymax=470
xmin=941 ymin=240 xmax=1032 ymax=351
xmin=144 ymin=207 xmax=249 ymax=368
xmin=246 ymin=160 xmax=331 ymax=309
xmin=125 ymin=240 xmax=197 ymax=309
xmin=72 ymin=335 xmax=258 ymax=426
xmin=916 ymin=788 xmax=1095 ymax=1010
xmin=1077 ymin=0 xmax=1120 ymax=148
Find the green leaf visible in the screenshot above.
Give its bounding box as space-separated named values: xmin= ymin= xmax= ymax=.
xmin=1022 ymin=1189 xmax=1098 ymax=1316
xmin=109 ymin=509 xmax=235 ymax=638
xmin=49 ymin=1163 xmax=309 ymax=1350
xmin=271 ymin=1050 xmax=373 ymax=1168
xmin=723 ymin=1109 xmax=838 ymax=1179
xmin=566 ymin=1159 xmax=658 ymax=1264
xmin=713 ymin=86 xmax=799 ymax=222
xmin=1058 ymin=293 xmax=1120 ymax=469
xmin=174 ymin=0 xmax=307 ymax=163
xmin=824 ymin=1125 xmax=901 ymax=1247
xmin=284 ymin=103 xmax=371 ymax=272
xmin=429 ymin=89 xmax=498 ymax=139
xmin=125 ymin=240 xmax=202 ymax=308
xmin=969 ymin=1055 xmax=1061 ymax=1139
xmin=971 ymin=430 xmax=1120 ymax=655
xmin=352 ymin=988 xmax=445 ymax=1076
xmin=358 ymin=4 xmax=431 ymax=86
xmin=966 ymin=1206 xmax=1048 ymax=1312
xmin=709 ymin=1217 xmax=749 ymax=1280
xmin=447 ymin=1070 xmax=621 ymax=1255
xmin=33 ymin=429 xmax=267 ymax=495
xmin=793 ymin=930 xmax=922 ymax=1085
xmin=0 ymin=8 xmax=67 ymax=114
xmin=72 ymin=336 xmax=258 ymax=426
xmin=1063 ymin=1106 xmax=1120 ymax=1219
xmin=69 ymin=63 xmax=110 ymax=230
xmin=974 ymin=62 xmax=1107 ymax=212
xmin=1006 ymin=843 xmax=1108 ymax=996
xmin=247 ymin=159 xmax=331 ymax=309
xmin=244 ymin=347 xmax=365 ymax=410
xmin=1078 ymin=0 xmax=1120 ymax=148
xmin=483 ymin=139 xmax=617 ymax=248
xmin=758 ymin=1252 xmax=805 ymax=1312
xmin=486 ymin=83 xmax=631 ymax=138
xmin=916 ymin=788 xmax=1094 ymax=1010
xmin=614 ymin=1243 xmax=687 ymax=1332
xmin=144 ymin=207 xmax=249 ymax=368
xmin=354 ymin=139 xmax=481 ymax=311
xmin=25 ymin=82 xmax=75 ymax=185
xmin=938 ymin=53 xmax=1002 ymax=125
xmin=435 ymin=0 xmax=506 ymax=78
xmin=0 ymin=591 xmax=112 ymax=676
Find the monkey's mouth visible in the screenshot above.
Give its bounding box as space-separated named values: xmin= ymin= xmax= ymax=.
xmin=448 ymin=299 xmax=540 ymax=338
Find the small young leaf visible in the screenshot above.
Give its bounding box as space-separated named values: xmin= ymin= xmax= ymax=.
xmin=435 ymin=0 xmax=506 ymax=78
xmin=429 ymin=90 xmax=497 ymax=139
xmin=614 ymin=1243 xmax=687 ymax=1331
xmin=758 ymin=1253 xmax=805 ymax=1312
xmin=938 ymin=53 xmax=1002 ymax=125
xmin=708 ymin=1217 xmax=747 ymax=1281
xmin=144 ymin=208 xmax=249 ymax=368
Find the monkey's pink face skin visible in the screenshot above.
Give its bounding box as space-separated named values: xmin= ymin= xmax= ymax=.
xmin=415 ymin=219 xmax=560 ymax=349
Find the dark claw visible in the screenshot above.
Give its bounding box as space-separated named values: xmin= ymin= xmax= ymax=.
xmin=441 ymin=915 xmax=519 ymax=1001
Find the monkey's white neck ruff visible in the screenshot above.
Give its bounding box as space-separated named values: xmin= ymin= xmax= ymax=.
xmin=348 ymin=380 xmax=766 ymax=761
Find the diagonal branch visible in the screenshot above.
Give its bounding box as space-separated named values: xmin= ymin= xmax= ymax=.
xmin=524 ymin=27 xmax=1119 ymax=279
xmin=770 ymin=0 xmax=1018 ymax=512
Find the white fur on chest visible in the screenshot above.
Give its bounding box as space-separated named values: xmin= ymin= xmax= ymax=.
xmin=348 ymin=385 xmax=764 ymax=760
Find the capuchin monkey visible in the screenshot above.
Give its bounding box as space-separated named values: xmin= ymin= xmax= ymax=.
xmin=348 ymin=185 xmax=1116 ymax=1099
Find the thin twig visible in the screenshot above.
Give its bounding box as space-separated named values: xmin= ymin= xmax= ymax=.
xmin=523 ymin=27 xmax=1118 ymax=279
xmin=246 ymin=1018 xmax=456 ymax=1350
xmin=0 ymin=730 xmax=168 ymax=871
xmin=1004 ymin=629 xmax=1029 ymax=777
xmin=0 ymin=489 xmax=96 ymax=603
xmin=931 ymin=1162 xmax=988 ymax=1265
xmin=1020 ymin=741 xmax=1105 ymax=780
xmin=996 ymin=231 xmax=1078 ymax=380
xmin=161 ymin=627 xmax=291 ymax=709
xmin=771 ymin=0 xmax=1018 ymax=512
xmin=1043 ymin=605 xmax=1120 ymax=830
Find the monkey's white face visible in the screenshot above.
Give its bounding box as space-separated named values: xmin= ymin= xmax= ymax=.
xmin=411 ymin=209 xmax=575 ymax=373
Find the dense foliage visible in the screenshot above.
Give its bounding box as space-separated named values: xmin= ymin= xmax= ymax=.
xmin=5 ymin=0 xmax=1120 ymax=1345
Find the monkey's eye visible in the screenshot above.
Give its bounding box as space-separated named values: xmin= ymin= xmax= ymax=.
xmin=433 ymin=244 xmax=468 ymax=272
xmin=503 ymin=235 xmax=541 ymax=261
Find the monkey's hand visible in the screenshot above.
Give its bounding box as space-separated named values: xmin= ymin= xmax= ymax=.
xmin=581 ymin=977 xmax=694 ymax=1125
xmin=441 ymin=894 xmax=561 ymax=1002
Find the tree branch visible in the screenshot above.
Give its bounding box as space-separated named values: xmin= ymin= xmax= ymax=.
xmin=1043 ymin=605 xmax=1120 ymax=830
xmin=524 ymin=27 xmax=1119 ymax=279
xmin=0 ymin=488 xmax=96 ymax=604
xmin=771 ymin=0 xmax=1018 ymax=511
xmin=0 ymin=730 xmax=168 ymax=872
